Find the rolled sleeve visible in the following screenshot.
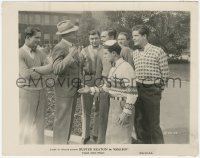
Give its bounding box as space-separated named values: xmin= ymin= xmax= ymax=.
xmin=158 ymin=49 xmax=169 ymax=84
xmin=122 ymin=64 xmax=138 ymax=114
xmin=52 ymin=46 xmax=75 ymax=75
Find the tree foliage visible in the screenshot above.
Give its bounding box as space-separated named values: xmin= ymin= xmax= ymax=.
xmin=78 ymin=11 xmax=190 ymax=55
xmin=104 ymin=11 xmax=190 ymax=54
xmin=78 ymin=11 xmax=97 ymax=47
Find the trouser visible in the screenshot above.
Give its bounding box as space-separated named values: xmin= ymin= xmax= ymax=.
xmin=53 ymin=95 xmax=77 ymax=144
xmin=97 ymin=92 xmax=110 ymax=144
xmin=19 ymin=88 xmax=47 ymax=144
xmin=81 ymin=93 xmax=99 ymax=139
xmin=134 ymin=82 xmax=164 ymax=144
xmin=106 ymin=98 xmax=133 ymax=144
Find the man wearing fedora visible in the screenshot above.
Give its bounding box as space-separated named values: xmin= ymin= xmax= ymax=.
xmin=52 ymin=20 xmax=83 ymax=144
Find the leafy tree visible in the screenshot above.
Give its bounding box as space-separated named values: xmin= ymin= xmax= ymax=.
xmin=103 ymin=11 xmax=190 ymax=55
xmin=78 ymin=11 xmax=97 ymax=47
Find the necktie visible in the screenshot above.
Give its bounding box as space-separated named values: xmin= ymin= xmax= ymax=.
xmin=30 ymin=48 xmax=35 ymax=59
xmin=138 ymin=46 xmax=144 ymax=51
xmin=135 ymin=45 xmax=144 ymax=51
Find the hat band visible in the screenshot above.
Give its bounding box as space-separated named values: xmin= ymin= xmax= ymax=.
xmin=58 ymin=25 xmax=74 ymax=33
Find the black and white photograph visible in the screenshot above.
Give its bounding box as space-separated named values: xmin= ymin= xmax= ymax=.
xmin=2 ymin=1 xmax=198 ymax=156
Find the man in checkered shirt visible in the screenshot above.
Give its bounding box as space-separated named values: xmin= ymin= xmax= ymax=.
xmin=132 ymin=25 xmax=169 ymax=144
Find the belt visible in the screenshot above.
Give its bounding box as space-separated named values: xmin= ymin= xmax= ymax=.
xmin=110 ymin=95 xmax=126 ymax=101
xmin=136 ymin=79 xmax=162 ymax=85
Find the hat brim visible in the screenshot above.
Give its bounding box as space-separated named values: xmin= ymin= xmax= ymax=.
xmin=56 ymin=26 xmax=79 ymax=35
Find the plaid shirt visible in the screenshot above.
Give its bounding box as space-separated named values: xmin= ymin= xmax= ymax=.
xmin=132 ymin=43 xmax=169 ymax=84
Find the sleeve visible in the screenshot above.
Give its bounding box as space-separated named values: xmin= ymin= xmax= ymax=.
xmin=32 ymin=49 xmax=53 ymax=75
xmin=39 ymin=49 xmax=48 ymax=66
xmin=158 ymin=49 xmax=169 ymax=85
xmin=52 ymin=46 xmax=76 ymax=75
xmin=19 ymin=50 xmax=41 ymax=79
xmin=122 ymin=64 xmax=138 ymax=115
xmin=80 ymin=49 xmax=87 ymax=72
xmin=90 ymin=84 xmax=109 ymax=95
xmin=80 ymin=48 xmax=86 ymax=58
xmin=34 ymin=64 xmax=53 ymax=75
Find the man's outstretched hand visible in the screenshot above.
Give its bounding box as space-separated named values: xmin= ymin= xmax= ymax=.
xmin=78 ymin=85 xmax=91 ymax=94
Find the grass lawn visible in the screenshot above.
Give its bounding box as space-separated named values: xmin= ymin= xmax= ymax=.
xmin=45 ymin=63 xmax=190 ymax=140
xmin=169 ymin=63 xmax=190 ymax=81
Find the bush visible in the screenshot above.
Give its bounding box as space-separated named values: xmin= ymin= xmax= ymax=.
xmin=168 ymin=58 xmax=190 ymax=64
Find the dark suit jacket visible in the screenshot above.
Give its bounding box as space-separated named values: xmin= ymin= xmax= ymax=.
xmin=52 ymin=39 xmax=82 ymax=97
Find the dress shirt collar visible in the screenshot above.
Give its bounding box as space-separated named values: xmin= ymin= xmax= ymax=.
xmin=61 ymin=38 xmax=73 ymax=47
xmin=88 ymin=45 xmax=103 ymax=51
xmin=22 ymin=44 xmax=32 ymax=53
xmin=137 ymin=43 xmax=151 ymax=52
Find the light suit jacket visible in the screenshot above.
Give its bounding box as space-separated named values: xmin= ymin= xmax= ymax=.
xmin=52 ymin=39 xmax=83 ymax=97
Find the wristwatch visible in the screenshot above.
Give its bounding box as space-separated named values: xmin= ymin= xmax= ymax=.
xmin=32 ymin=67 xmax=41 ymax=75
xmin=32 ymin=67 xmax=36 ymax=72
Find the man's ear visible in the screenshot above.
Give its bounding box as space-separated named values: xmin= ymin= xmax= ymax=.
xmin=143 ymin=34 xmax=147 ymax=40
xmin=25 ymin=35 xmax=30 ymax=40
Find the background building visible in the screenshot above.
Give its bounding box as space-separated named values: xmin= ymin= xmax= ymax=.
xmin=18 ymin=11 xmax=82 ymax=47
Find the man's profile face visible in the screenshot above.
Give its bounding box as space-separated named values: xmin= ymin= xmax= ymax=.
xmin=28 ymin=32 xmax=41 ymax=49
xmin=103 ymin=48 xmax=114 ymax=62
xmin=101 ymin=31 xmax=110 ymax=44
xmin=67 ymin=31 xmax=78 ymax=43
xmin=117 ymin=34 xmax=128 ymax=47
xmin=89 ymin=34 xmax=100 ymax=48
xmin=132 ymin=30 xmax=146 ymax=46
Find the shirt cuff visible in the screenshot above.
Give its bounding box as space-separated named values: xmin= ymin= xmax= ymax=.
xmin=90 ymin=87 xmax=96 ymax=95
xmin=32 ymin=67 xmax=42 ymax=75
xmin=90 ymin=87 xmax=100 ymax=95
xmin=126 ymin=94 xmax=137 ymax=104
xmin=123 ymin=109 xmax=132 ymax=115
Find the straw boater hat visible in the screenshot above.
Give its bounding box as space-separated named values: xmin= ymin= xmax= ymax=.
xmin=56 ymin=20 xmax=79 ymax=35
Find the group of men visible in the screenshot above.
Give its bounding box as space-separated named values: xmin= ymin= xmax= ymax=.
xmin=19 ymin=19 xmax=169 ymax=144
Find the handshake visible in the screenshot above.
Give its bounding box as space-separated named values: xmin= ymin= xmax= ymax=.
xmin=78 ymin=85 xmax=91 ymax=94
xmin=78 ymin=84 xmax=100 ymax=102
